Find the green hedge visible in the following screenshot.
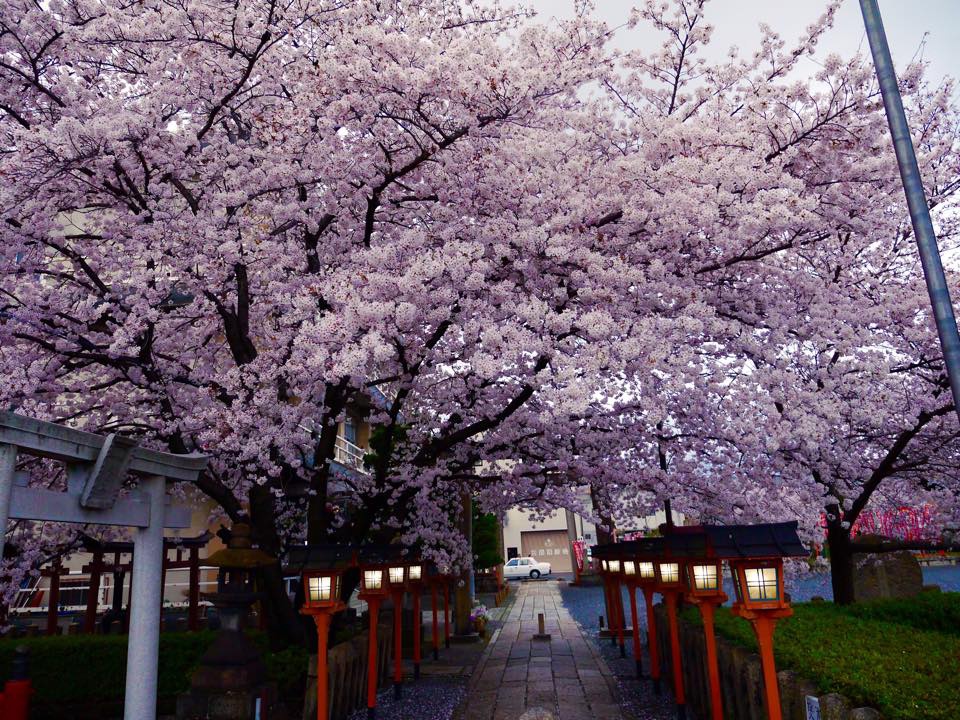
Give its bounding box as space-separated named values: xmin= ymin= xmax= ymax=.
xmin=681 ymin=594 xmax=960 ymax=720
xmin=0 ymin=631 xmax=308 ymax=718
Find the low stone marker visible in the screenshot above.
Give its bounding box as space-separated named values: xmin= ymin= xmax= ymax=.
xmin=852 ymin=549 xmax=923 ymax=602
xmin=532 ymin=612 xmax=551 ymax=641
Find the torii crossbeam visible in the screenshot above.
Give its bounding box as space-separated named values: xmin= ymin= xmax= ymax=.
xmin=0 ymin=411 xmax=208 ymax=720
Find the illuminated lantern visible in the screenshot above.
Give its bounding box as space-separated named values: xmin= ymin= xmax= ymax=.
xmin=657 ymin=529 xmax=709 ymax=720
xmin=405 ymin=559 xmax=425 ymax=680
xmin=683 ymin=558 xmax=727 ymax=720
xmin=357 ymin=547 xmax=393 ymax=719
xmin=288 ymin=545 xmax=354 ymax=720
xmin=703 ymin=522 xmax=808 ymax=720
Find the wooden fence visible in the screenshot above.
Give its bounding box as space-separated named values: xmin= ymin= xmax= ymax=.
xmin=303 ymin=622 xmax=394 ymax=720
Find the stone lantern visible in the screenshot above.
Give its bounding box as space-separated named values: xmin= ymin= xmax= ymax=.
xmin=177 ymin=521 xmax=275 ymax=720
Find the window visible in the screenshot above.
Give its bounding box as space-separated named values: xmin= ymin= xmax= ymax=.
xmin=343 ymin=419 xmax=358 ymax=444
xmin=744 ymin=567 xmax=779 ymax=601
xmin=520 ymin=559 xmax=531 ymax=566
xmin=58 ymin=579 xmax=89 ymax=608
xmin=506 ymin=559 xmax=519 ymax=567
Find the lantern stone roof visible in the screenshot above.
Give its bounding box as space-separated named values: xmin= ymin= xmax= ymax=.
xmin=701 ymin=521 xmax=807 ymax=559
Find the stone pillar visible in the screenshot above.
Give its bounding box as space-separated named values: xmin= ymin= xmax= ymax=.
xmin=0 ymin=444 xmax=16 ymax=563
xmin=123 ymin=475 xmax=166 ymax=720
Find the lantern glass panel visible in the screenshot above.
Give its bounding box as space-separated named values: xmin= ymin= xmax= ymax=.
xmin=659 ymin=562 xmax=680 ymax=584
xmin=601 ymin=559 xmax=609 ymax=571
xmin=744 ymin=566 xmax=779 ymax=601
xmin=308 ymin=575 xmax=335 ymax=602
xmin=389 ymin=566 xmax=405 ymax=585
xmin=408 ymin=564 xmax=422 ymax=581
xmin=609 ymin=559 xmax=621 ymax=573
xmin=363 ymin=569 xmax=383 ymax=591
xmin=691 ymin=563 xmax=719 ymax=592
xmin=638 ymin=562 xmax=655 ymax=579
xmin=623 ymin=561 xmax=636 ymax=576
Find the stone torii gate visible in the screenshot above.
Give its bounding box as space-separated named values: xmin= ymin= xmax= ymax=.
xmin=0 ymin=411 xmax=208 ymax=720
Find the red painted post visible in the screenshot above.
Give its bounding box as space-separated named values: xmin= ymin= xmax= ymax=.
xmin=664 ymin=591 xmax=686 ymax=715
xmin=752 ymin=615 xmax=785 ymax=720
xmin=412 ymin=590 xmax=422 ymax=680
xmin=614 ymin=579 xmax=626 ymax=657
xmin=83 ymin=550 xmax=104 ymax=633
xmin=442 ymin=584 xmax=451 ymax=649
xmin=391 ymin=590 xmax=404 ymax=698
xmin=1 ymin=646 xmax=32 ymax=720
xmin=643 ymin=587 xmax=662 ymax=695
xmin=628 ymin=585 xmax=643 ymax=677
xmin=602 ymin=578 xmax=615 ymax=645
xmin=364 ymin=596 xmax=382 ymax=719
xmin=312 ymin=611 xmax=333 ymax=720
xmin=430 ymin=584 xmax=440 ymax=661
xmin=188 ymin=546 xmax=200 ymax=631
xmin=698 ymin=601 xmax=724 ymax=720
xmin=45 ymin=569 xmax=60 ymax=636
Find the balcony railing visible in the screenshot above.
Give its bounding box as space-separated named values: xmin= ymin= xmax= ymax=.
xmin=334 ymin=436 xmax=367 ymax=473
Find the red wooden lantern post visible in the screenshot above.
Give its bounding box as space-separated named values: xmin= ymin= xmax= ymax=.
xmin=655 ymin=557 xmax=687 ymax=720
xmin=406 ymin=561 xmax=424 ymax=680
xmin=387 ymin=561 xmax=408 ymax=699
xmin=442 ymin=572 xmax=451 ymax=649
xmin=621 ymin=558 xmax=644 ymax=677
xmin=357 ymin=556 xmax=389 ymax=720
xmin=299 ymin=554 xmax=350 ymax=720
xmin=703 ymin=521 xmax=808 ymax=720
xmin=685 ymin=559 xmax=727 ymax=720
xmin=729 ymin=558 xmax=792 ymax=720
xmin=606 ymin=557 xmax=627 ymax=658
xmin=427 ymin=564 xmax=442 ymax=661
xmin=636 ymin=558 xmax=662 ymax=694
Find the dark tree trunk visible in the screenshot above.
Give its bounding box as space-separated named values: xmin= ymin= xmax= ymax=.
xmin=825 ymin=503 xmax=855 ymax=605
xmin=249 ymin=484 xmax=308 ymax=649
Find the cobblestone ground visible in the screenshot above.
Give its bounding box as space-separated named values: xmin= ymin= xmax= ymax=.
xmin=347 ymin=676 xmax=468 ymax=720
xmin=558 ymin=581 xmax=693 ymax=720
xmin=456 ymin=580 xmax=633 ymax=720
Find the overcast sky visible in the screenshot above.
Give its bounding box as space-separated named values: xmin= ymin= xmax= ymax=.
xmin=527 ymin=1 xmax=960 ymax=86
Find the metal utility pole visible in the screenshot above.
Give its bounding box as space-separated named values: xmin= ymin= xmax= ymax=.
xmin=860 ymin=0 xmax=960 ymax=423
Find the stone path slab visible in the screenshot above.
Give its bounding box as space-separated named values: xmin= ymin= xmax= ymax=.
xmin=456 ymin=580 xmax=634 ymax=720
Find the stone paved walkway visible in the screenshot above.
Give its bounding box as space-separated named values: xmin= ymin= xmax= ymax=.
xmin=457 ymin=580 xmax=633 ymax=720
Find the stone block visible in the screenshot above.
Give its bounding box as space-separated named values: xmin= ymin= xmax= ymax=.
xmin=852 ymin=550 xmax=922 ymax=602
xmin=819 ymin=692 xmax=852 ymax=720
xmin=850 ymin=708 xmax=882 ymax=720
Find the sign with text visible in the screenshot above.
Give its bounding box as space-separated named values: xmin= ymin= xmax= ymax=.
xmin=805 ymin=696 xmax=821 ymax=720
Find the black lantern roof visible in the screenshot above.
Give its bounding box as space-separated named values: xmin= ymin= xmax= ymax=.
xmin=701 ymin=521 xmax=807 ymax=559
xmin=609 ymin=537 xmax=665 ymax=558
xmin=285 ymin=544 xmax=355 ymax=572
xmin=357 ymin=543 xmax=410 ymax=566
xmin=662 ymin=531 xmax=708 ymax=558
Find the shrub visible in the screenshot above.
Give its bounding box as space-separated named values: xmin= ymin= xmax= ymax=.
xmin=0 ymin=630 xmax=308 ymax=718
xmin=682 ymin=595 xmax=960 ymax=720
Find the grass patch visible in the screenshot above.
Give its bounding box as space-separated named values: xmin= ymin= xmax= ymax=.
xmin=682 ymin=593 xmax=960 ymax=720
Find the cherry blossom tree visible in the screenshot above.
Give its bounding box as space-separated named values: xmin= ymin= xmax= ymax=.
xmin=592 ymin=0 xmax=960 ymax=603
xmin=3 ymin=0 xmax=959 ymax=643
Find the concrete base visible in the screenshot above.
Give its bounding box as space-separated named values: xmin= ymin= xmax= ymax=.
xmin=176 ymin=685 xmax=275 ymax=720
xmin=532 ymin=633 xmax=552 ymax=641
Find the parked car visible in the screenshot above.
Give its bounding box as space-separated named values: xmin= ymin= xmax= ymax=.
xmin=503 ymin=556 xmax=552 ymax=580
